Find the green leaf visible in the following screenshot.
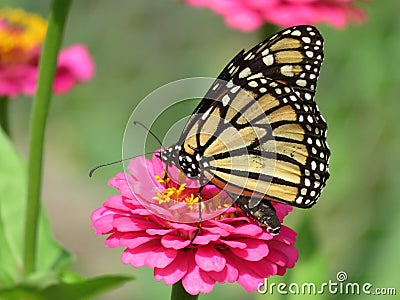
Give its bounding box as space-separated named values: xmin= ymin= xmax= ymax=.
xmin=0 ymin=284 xmax=41 ymax=300
xmin=41 ymin=274 xmax=135 ymax=300
xmin=0 ymin=128 xmax=72 ymax=287
xmin=0 ymin=274 xmax=134 ymax=300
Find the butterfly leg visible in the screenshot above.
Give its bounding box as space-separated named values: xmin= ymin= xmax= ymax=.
xmin=235 ymin=196 xmax=281 ymax=235
xmin=190 ymin=185 xmax=204 ymax=243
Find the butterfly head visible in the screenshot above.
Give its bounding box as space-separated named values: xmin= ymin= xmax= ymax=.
xmin=159 ymin=144 xmax=202 ymax=179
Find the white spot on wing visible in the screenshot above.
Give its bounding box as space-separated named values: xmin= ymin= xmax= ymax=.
xmin=248 ymin=81 xmax=258 ymax=88
xmin=306 ymin=51 xmax=314 ymax=58
xmin=304 ymin=93 xmax=312 ymax=100
xmin=222 ymin=95 xmax=230 ymax=106
xmin=230 ymin=86 xmax=240 ymax=93
xmin=239 ymin=67 xmax=251 ymax=79
xmin=247 ymin=72 xmax=264 ymax=80
xmin=212 ymin=83 xmax=219 ymax=91
xmin=263 ymin=54 xmax=274 ymax=66
xmin=296 ymin=79 xmax=307 ymax=87
xmin=291 ymin=30 xmax=301 ymax=36
xmin=281 ymin=65 xmax=294 ymax=77
xmin=244 ymin=52 xmax=254 ymax=60
xmin=202 ymin=107 xmax=212 ymax=120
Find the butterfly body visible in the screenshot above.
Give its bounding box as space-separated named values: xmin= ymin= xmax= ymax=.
xmin=160 ymin=25 xmax=330 ymax=235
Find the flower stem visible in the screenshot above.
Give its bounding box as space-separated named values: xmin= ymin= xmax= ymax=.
xmin=23 ymin=0 xmax=72 ymax=277
xmin=170 ymin=281 xmax=199 ymax=300
xmin=0 ymin=96 xmax=10 ymax=136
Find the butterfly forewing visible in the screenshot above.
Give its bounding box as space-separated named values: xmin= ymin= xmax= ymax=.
xmin=234 ymin=25 xmax=324 ymax=104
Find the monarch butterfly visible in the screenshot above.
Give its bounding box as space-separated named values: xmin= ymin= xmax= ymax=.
xmin=159 ymin=25 xmax=330 ymax=235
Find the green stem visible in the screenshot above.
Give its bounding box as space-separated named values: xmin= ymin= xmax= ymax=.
xmin=0 ymin=96 xmax=10 ymax=136
xmin=170 ymin=281 xmax=199 ymax=300
xmin=23 ymin=0 xmax=72 ymax=277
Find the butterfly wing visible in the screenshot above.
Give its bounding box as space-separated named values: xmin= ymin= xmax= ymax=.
xmin=239 ymin=25 xmax=324 ymax=104
xmin=178 ymin=25 xmax=330 ymax=208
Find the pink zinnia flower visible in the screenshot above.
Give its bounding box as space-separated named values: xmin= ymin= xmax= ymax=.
xmin=91 ymin=152 xmax=298 ymax=295
xmin=183 ymin=0 xmax=367 ymax=32
xmin=0 ymin=8 xmax=95 ymax=98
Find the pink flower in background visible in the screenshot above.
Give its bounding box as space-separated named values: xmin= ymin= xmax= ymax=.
xmin=91 ymin=152 xmax=298 ymax=295
xmin=0 ymin=8 xmax=95 ymax=98
xmin=53 ymin=44 xmax=95 ymax=94
xmin=184 ymin=0 xmax=367 ymax=32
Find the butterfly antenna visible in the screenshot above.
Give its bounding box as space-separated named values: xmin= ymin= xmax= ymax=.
xmin=132 ymin=120 xmax=163 ymax=147
xmin=90 ymin=122 xmax=163 ymax=177
xmin=89 ymin=151 xmax=156 ymax=177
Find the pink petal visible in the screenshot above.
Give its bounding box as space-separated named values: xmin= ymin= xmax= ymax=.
xmin=154 ymin=251 xmax=190 ymax=284
xmin=91 ymin=206 xmax=111 ymax=223
xmin=243 ymin=258 xmax=277 ymax=279
xmin=220 ymin=239 xmax=247 ymax=249
xmin=161 ymin=235 xmax=191 ymax=249
xmin=122 ymin=240 xmax=177 ymax=268
xmin=274 ymin=225 xmax=297 ymax=244
xmin=169 ymin=222 xmax=198 ymax=231
xmin=53 ymin=44 xmax=95 ymax=94
xmin=224 ymin=251 xmax=261 ymax=291
xmin=223 ymin=256 xmax=240 ymax=282
xmin=231 ymin=223 xmax=262 ymax=236
xmin=192 ymin=233 xmax=220 ymax=245
xmin=273 ymin=202 xmax=293 ymax=221
xmin=230 ymin=239 xmax=269 ymax=261
xmin=151 ymin=151 xmax=166 ymax=177
xmin=146 ymin=228 xmax=174 ymax=235
xmin=195 ymin=245 xmax=226 ymax=272
xmin=127 ymin=155 xmax=164 ymax=188
xmin=237 ymin=271 xmax=264 ymax=292
xmin=103 ymin=195 xmax=129 ymax=211
xmin=182 ymin=252 xmax=215 ymax=295
xmin=107 ymin=232 xmax=155 ymax=248
xmin=113 ymin=216 xmax=158 ymax=232
xmin=108 ymin=173 xmax=126 ymax=189
xmin=207 ymin=267 xmax=229 ymax=283
xmin=91 ymin=214 xmax=116 ymax=234
xmin=57 ymin=44 xmax=95 ymax=80
xmin=268 ymin=241 xmax=299 ymax=268
xmin=203 ymin=220 xmax=234 ymax=236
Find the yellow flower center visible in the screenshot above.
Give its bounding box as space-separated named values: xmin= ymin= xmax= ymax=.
xmin=153 ymin=171 xmax=199 ymax=209
xmin=0 ymin=8 xmax=47 ymax=65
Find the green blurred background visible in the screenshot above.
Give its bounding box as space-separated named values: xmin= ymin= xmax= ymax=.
xmin=2 ymin=0 xmax=400 ymax=299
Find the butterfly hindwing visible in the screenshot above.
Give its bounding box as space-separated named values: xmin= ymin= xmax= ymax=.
xmin=195 ymin=75 xmax=329 ymax=208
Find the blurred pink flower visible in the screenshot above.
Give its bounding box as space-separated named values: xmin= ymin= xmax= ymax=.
xmin=53 ymin=44 xmax=95 ymax=94
xmin=91 ymin=152 xmax=298 ymax=295
xmin=184 ymin=0 xmax=367 ymax=32
xmin=0 ymin=8 xmax=95 ymax=98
